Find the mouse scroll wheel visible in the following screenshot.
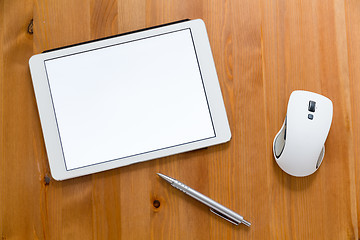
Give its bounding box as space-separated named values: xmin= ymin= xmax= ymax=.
xmin=308 ymin=101 xmax=316 ymax=112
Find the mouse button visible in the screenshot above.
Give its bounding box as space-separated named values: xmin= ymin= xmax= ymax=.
xmin=310 ymin=108 xmax=332 ymax=137
xmin=316 ymin=101 xmax=333 ymax=125
xmin=313 ymin=94 xmax=333 ymax=114
xmin=316 ymin=146 xmax=325 ymax=169
xmin=308 ymin=101 xmax=316 ymax=112
xmin=286 ymin=98 xmax=308 ymax=121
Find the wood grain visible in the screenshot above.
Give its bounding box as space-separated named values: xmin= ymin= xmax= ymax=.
xmin=1 ymin=0 xmax=359 ymax=239
xmin=345 ymin=0 xmax=360 ymax=237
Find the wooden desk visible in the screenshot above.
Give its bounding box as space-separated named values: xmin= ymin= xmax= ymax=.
xmin=1 ymin=0 xmax=359 ymax=239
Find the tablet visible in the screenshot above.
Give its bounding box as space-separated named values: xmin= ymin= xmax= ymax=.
xmin=29 ymin=19 xmax=231 ymax=180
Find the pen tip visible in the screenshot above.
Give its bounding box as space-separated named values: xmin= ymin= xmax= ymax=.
xmin=156 ymin=173 xmax=174 ymax=184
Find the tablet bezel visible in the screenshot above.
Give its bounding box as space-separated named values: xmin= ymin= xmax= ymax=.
xmin=29 ymin=19 xmax=231 ymax=180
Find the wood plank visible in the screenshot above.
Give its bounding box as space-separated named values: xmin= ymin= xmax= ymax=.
xmin=33 ymin=1 xmax=93 ymax=239
xmin=227 ymin=0 xmax=267 ymax=238
xmin=203 ymin=0 xmax=266 ymax=239
xmin=345 ymin=0 xmax=360 ymax=237
xmin=0 ymin=0 xmax=4 ymax=238
xmin=1 ymin=0 xmax=43 ymax=239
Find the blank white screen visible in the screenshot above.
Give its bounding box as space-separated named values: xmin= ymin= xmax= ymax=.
xmin=45 ymin=29 xmax=215 ymax=170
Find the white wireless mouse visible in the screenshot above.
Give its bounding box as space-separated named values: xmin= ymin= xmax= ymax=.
xmin=273 ymin=90 xmax=333 ymax=177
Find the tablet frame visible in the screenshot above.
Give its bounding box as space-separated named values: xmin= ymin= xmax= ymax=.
xmin=29 ymin=19 xmax=231 ymax=180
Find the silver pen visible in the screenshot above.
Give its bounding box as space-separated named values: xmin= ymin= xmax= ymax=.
xmin=157 ymin=173 xmax=251 ymax=227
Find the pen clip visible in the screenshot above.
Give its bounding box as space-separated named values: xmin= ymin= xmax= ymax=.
xmin=209 ymin=208 xmax=240 ymax=225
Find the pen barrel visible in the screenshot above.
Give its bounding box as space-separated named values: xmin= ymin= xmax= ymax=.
xmin=171 ymin=180 xmax=190 ymax=194
xmin=172 ymin=180 xmax=245 ymax=225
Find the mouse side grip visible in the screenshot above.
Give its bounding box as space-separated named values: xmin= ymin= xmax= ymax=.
xmin=316 ymin=146 xmax=325 ymax=169
xmin=273 ymin=118 xmax=286 ymax=158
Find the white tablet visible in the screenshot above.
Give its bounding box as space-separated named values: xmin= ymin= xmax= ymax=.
xmin=29 ymin=19 xmax=231 ymax=180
